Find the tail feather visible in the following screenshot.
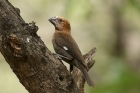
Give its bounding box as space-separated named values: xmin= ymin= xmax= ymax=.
xmin=75 ymin=60 xmax=94 ymax=87
xmin=81 ymin=67 xmax=94 ymax=87
xmin=76 ymin=62 xmax=94 ymax=87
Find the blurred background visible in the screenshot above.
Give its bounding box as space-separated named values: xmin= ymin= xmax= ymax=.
xmin=0 ymin=0 xmax=140 ymax=93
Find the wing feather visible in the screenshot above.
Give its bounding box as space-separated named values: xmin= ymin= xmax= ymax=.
xmin=54 ymin=32 xmax=86 ymax=67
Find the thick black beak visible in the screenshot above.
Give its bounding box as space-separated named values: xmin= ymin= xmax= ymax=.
xmin=49 ymin=16 xmax=57 ymax=26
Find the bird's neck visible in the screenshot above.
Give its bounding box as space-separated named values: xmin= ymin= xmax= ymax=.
xmin=55 ymin=29 xmax=71 ymax=34
xmin=55 ymin=30 xmax=71 ymax=34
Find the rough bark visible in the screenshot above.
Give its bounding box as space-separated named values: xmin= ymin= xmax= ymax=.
xmin=0 ymin=0 xmax=96 ymax=93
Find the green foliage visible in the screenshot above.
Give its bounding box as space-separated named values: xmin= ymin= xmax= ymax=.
xmin=129 ymin=0 xmax=140 ymax=12
xmin=65 ymin=0 xmax=94 ymax=20
xmin=87 ymin=62 xmax=140 ymax=93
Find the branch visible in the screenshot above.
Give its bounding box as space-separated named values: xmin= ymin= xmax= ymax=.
xmin=0 ymin=0 xmax=96 ymax=93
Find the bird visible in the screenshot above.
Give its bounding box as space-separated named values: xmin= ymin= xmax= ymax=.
xmin=49 ymin=16 xmax=94 ymax=87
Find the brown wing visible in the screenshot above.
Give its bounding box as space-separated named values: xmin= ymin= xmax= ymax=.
xmin=54 ymin=32 xmax=86 ymax=67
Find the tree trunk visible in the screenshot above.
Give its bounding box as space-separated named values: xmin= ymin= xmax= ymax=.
xmin=0 ymin=0 xmax=96 ymax=93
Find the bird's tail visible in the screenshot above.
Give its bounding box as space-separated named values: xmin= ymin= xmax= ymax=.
xmin=80 ymin=66 xmax=94 ymax=87
xmin=75 ymin=61 xmax=94 ymax=87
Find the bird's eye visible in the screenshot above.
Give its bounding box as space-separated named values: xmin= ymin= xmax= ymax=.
xmin=58 ymin=18 xmax=63 ymax=22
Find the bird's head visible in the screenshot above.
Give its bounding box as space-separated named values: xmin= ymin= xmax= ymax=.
xmin=49 ymin=16 xmax=71 ymax=32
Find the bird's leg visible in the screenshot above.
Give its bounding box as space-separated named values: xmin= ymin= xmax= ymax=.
xmin=57 ymin=54 xmax=74 ymax=72
xmin=56 ymin=54 xmax=72 ymax=60
xmin=52 ymin=53 xmax=62 ymax=60
xmin=70 ymin=65 xmax=73 ymax=72
xmin=56 ymin=54 xmax=62 ymax=60
xmin=57 ymin=54 xmax=68 ymax=59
